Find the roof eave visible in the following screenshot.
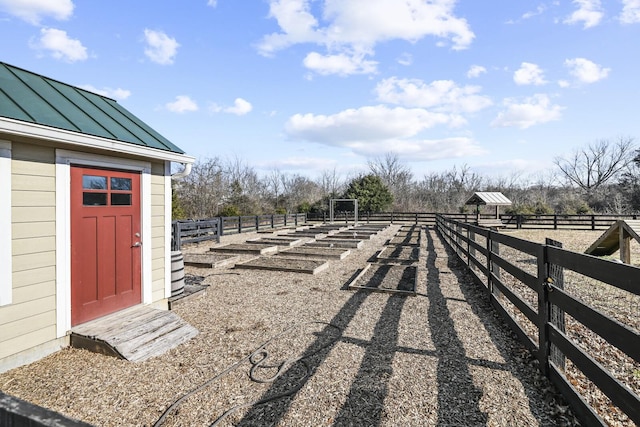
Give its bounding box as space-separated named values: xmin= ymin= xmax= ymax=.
xmin=0 ymin=117 xmax=194 ymax=164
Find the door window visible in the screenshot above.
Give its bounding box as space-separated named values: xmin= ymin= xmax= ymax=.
xmin=82 ymin=173 xmax=132 ymax=206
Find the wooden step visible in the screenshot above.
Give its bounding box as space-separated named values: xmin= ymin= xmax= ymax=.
xmin=70 ymin=306 xmax=198 ymax=362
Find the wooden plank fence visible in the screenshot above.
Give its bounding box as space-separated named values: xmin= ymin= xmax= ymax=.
xmin=307 ymin=212 xmax=638 ymax=230
xmin=171 ymin=213 xmax=307 ymax=250
xmin=436 ymin=214 xmax=640 ymax=426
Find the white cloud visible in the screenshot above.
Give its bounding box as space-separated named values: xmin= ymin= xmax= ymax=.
xmin=225 ymin=98 xmax=253 ymax=115
xmin=522 ymin=4 xmax=547 ymax=20
xmin=303 ymin=51 xmax=378 ymax=76
xmin=207 ymin=0 xmax=217 ymax=7
xmin=564 ymin=0 xmax=603 ymax=28
xmin=286 ymin=106 xmax=455 ymax=144
xmin=467 ymin=65 xmax=486 ymax=78
xmin=396 ymin=53 xmax=413 ymax=66
xmin=143 ymin=29 xmax=179 ymax=65
xmin=165 ymin=95 xmax=198 ymax=113
xmin=284 ymin=104 xmax=471 ymax=160
xmin=375 ymin=77 xmax=492 ymax=113
xmin=79 ymin=84 xmax=131 ymax=100
xmin=210 ymin=98 xmax=253 ymax=115
xmin=258 ymin=0 xmax=475 ymax=75
xmin=0 ymin=0 xmax=73 ymax=25
xmin=30 ymin=28 xmax=87 ymax=62
xmin=513 ymin=62 xmax=547 ymax=86
xmin=345 ymin=137 xmax=485 ymax=160
xmin=620 ymin=0 xmax=640 ymax=23
xmin=564 ymin=57 xmax=610 ymax=83
xmin=491 ymin=94 xmax=564 ymax=129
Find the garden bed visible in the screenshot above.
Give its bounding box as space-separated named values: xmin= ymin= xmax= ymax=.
xmin=278 ymin=246 xmax=350 ymax=260
xmin=210 ymin=243 xmax=278 ymax=255
xmin=234 ymin=256 xmax=329 ymax=274
xmin=388 ymin=235 xmax=420 ymax=246
xmin=375 ymin=246 xmax=419 ymax=264
xmin=347 ymin=264 xmax=417 ymax=295
xmin=183 ymin=253 xmax=241 ymax=268
xmin=245 ymin=237 xmax=303 ymax=247
xmin=304 ymin=239 xmax=364 ymax=249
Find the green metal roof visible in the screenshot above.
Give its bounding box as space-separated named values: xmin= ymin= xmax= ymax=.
xmin=0 ymin=62 xmax=185 ymax=154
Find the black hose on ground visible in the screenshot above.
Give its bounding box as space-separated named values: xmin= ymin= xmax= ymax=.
xmin=153 ymin=321 xmax=342 ymax=427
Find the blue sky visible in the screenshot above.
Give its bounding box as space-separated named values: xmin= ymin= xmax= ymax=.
xmin=1 ymin=0 xmax=639 ymax=181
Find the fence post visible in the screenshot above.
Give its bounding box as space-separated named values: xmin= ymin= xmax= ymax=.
xmin=591 ymin=214 xmax=595 ymax=230
xmin=553 ymin=215 xmax=558 ymax=230
xmin=517 ymin=215 xmax=522 ymax=229
xmin=537 ymin=244 xmax=550 ymax=377
xmin=486 ymin=231 xmax=501 ymax=298
xmin=546 ymin=238 xmax=566 ymax=371
xmin=271 ymin=215 xmax=274 ymax=229
xmin=216 ymin=218 xmax=221 ymax=242
xmin=468 ymin=228 xmax=474 ymax=266
xmin=238 ymin=216 xmax=242 ymax=234
xmin=171 ymin=221 xmax=181 ymax=251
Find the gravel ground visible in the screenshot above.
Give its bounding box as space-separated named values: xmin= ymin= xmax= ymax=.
xmin=0 ymin=225 xmax=572 ymax=426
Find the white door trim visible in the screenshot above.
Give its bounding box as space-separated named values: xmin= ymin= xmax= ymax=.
xmin=55 ymin=149 xmax=152 ymax=336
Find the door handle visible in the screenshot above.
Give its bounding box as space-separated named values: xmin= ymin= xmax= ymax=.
xmin=132 ymin=242 xmax=142 ymax=247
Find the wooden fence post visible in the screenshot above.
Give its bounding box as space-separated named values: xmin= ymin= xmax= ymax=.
xmin=468 ymin=229 xmax=474 ymax=266
xmin=591 ymin=214 xmax=595 ymax=230
xmin=537 ymin=244 xmax=550 ymax=376
xmin=255 ymin=216 xmax=260 ymax=232
xmin=171 ymin=221 xmax=181 ymax=251
xmin=486 ymin=231 xmax=501 ymax=298
xmin=238 ymin=216 xmax=242 ymax=234
xmin=546 ymin=238 xmax=566 ymax=370
xmin=553 ymin=215 xmax=558 ymax=230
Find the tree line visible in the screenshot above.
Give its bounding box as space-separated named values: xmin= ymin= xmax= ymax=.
xmin=172 ymin=136 xmax=640 ymax=219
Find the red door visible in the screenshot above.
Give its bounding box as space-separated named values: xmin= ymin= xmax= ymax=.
xmin=70 ymin=166 xmax=142 ymax=326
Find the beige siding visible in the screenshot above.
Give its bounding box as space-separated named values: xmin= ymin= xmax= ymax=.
xmin=12 ymin=206 xmax=56 ymax=223
xmin=1 ymin=142 xmax=57 ymax=359
xmin=150 ymin=164 xmax=166 ymax=300
xmin=0 ymin=325 xmax=57 ymax=360
xmin=13 ymin=221 xmax=55 ymax=239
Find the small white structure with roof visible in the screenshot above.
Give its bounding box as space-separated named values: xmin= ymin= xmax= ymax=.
xmin=465 ymin=192 xmax=512 ymax=228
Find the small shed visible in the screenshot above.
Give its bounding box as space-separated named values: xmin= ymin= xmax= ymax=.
xmin=0 ymin=62 xmax=194 ymax=371
xmin=465 ymin=192 xmax=512 ymax=227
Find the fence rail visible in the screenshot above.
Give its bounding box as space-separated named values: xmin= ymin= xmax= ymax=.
xmin=436 ymin=215 xmax=640 ymax=426
xmin=307 ymin=212 xmax=638 ymax=229
xmin=171 ymin=213 xmax=307 ymax=250
xmin=500 ymin=213 xmax=640 ymax=230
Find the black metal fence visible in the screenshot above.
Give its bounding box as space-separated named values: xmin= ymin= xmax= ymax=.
xmin=436 ymin=214 xmax=640 ymax=426
xmin=171 ymin=213 xmax=307 ymax=250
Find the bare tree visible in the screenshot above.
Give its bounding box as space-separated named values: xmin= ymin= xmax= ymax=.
xmin=368 ymin=152 xmax=414 ymax=210
xmin=178 ymin=157 xmax=226 ymax=218
xmin=554 ymin=137 xmax=636 ymax=202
